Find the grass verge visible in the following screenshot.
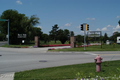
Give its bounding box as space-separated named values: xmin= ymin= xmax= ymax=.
xmin=1 ymin=44 xmax=34 ymax=48
xmin=49 ymin=44 xmax=120 ymax=51
xmin=14 ymin=60 xmax=120 ymax=80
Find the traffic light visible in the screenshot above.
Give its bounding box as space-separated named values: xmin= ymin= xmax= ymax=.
xmin=86 ymin=24 xmax=89 ymax=31
xmin=81 ymin=24 xmax=84 ymax=30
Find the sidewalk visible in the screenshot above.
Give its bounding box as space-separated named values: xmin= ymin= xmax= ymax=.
xmin=0 ymin=72 xmax=14 ymax=80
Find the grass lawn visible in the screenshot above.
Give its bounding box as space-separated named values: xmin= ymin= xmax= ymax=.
xmin=1 ymin=40 xmax=69 ymax=48
xmin=50 ymin=44 xmax=120 ymax=51
xmin=1 ymin=44 xmax=34 ymax=48
xmin=14 ymin=60 xmax=120 ymax=80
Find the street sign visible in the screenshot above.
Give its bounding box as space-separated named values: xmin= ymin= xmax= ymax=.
xmin=87 ymin=31 xmax=101 ymax=37
xmin=18 ymin=34 xmax=27 ymax=38
xmin=0 ymin=19 xmax=7 ymax=21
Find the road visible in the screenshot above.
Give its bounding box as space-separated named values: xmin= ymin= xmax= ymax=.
xmin=0 ymin=47 xmax=120 ymax=74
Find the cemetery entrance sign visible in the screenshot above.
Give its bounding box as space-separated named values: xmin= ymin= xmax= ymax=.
xmin=87 ymin=31 xmax=101 ymax=37
xmin=87 ymin=31 xmax=102 ymax=48
xmin=18 ymin=34 xmax=27 ymax=38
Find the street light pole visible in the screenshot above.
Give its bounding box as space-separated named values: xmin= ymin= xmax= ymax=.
xmin=83 ymin=23 xmax=86 ymax=50
xmin=0 ymin=19 xmax=9 ymax=45
xmin=8 ymin=19 xmax=9 ymax=45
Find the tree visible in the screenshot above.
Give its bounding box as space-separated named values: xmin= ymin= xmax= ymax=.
xmin=110 ymin=32 xmax=120 ymax=43
xmin=42 ymin=33 xmax=49 ymax=43
xmin=103 ymin=33 xmax=108 ymax=43
xmin=76 ymin=35 xmax=83 ymax=43
xmin=21 ymin=15 xmax=39 ymax=42
xmin=0 ymin=33 xmax=5 ymax=41
xmin=0 ymin=9 xmax=39 ymax=44
xmin=76 ymin=35 xmax=83 ymax=46
xmin=58 ymin=29 xmax=68 ymax=44
xmin=49 ymin=24 xmax=59 ymax=43
xmin=64 ymin=29 xmax=70 ymax=41
xmin=70 ymin=31 xmax=74 ymax=36
xmin=118 ymin=20 xmax=120 ymax=26
xmin=31 ymin=27 xmax=43 ymax=40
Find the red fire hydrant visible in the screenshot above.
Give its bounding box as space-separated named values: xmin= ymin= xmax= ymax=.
xmin=94 ymin=55 xmax=103 ymax=72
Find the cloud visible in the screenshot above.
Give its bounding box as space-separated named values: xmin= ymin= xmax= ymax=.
xmin=37 ymin=26 xmax=42 ymax=28
xmin=75 ymin=31 xmax=84 ymax=36
xmin=16 ymin=0 xmax=22 ymax=4
xmin=116 ymin=16 xmax=120 ymax=18
xmin=101 ymin=27 xmax=108 ymax=31
xmin=96 ymin=28 xmax=101 ymax=31
xmin=64 ymin=23 xmax=72 ymax=26
xmin=116 ymin=25 xmax=120 ymax=29
xmin=106 ymin=25 xmax=114 ymax=27
xmin=86 ymin=18 xmax=95 ymax=20
xmin=113 ymin=25 xmax=120 ymax=32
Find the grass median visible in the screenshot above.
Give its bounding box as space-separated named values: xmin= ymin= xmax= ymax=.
xmin=14 ymin=60 xmax=120 ymax=80
xmin=49 ymin=44 xmax=120 ymax=51
xmin=1 ymin=44 xmax=34 ymax=48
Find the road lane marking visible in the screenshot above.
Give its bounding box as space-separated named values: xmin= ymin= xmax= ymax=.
xmin=84 ymin=52 xmax=97 ymax=55
xmin=98 ymin=54 xmax=120 ymax=55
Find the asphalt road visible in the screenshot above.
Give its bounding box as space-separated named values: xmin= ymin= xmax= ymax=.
xmin=0 ymin=47 xmax=120 ymax=74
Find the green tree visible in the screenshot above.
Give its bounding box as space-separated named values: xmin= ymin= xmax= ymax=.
xmin=70 ymin=31 xmax=74 ymax=36
xmin=31 ymin=27 xmax=43 ymax=40
xmin=118 ymin=20 xmax=120 ymax=26
xmin=76 ymin=35 xmax=83 ymax=46
xmin=103 ymin=33 xmax=109 ymax=43
xmin=49 ymin=24 xmax=59 ymax=43
xmin=21 ymin=15 xmax=39 ymax=42
xmin=63 ymin=29 xmax=70 ymax=41
xmin=76 ymin=35 xmax=83 ymax=43
xmin=0 ymin=9 xmax=39 ymax=44
xmin=0 ymin=33 xmax=5 ymax=41
xmin=42 ymin=33 xmax=49 ymax=43
xmin=58 ymin=29 xmax=68 ymax=44
xmin=110 ymin=32 xmax=120 ymax=43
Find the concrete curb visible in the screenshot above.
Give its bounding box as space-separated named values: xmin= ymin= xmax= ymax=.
xmin=0 ymin=72 xmax=15 ymax=80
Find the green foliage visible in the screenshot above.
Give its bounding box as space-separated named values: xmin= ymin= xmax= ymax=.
xmin=103 ymin=33 xmax=109 ymax=43
xmin=0 ymin=33 xmax=5 ymax=41
xmin=0 ymin=9 xmax=40 ymax=44
xmin=57 ymin=29 xmax=69 ymax=44
xmin=76 ymin=35 xmax=83 ymax=43
xmin=30 ymin=27 xmax=43 ymax=40
xmin=109 ymin=31 xmax=120 ymax=43
xmin=49 ymin=24 xmax=59 ymax=43
xmin=118 ymin=20 xmax=120 ymax=26
xmin=64 ymin=29 xmax=70 ymax=41
xmin=49 ymin=25 xmax=70 ymax=44
xmin=70 ymin=31 xmax=74 ymax=36
xmin=42 ymin=33 xmax=49 ymax=43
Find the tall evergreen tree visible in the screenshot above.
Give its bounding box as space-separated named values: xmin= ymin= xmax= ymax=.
xmin=49 ymin=24 xmax=59 ymax=43
xmin=103 ymin=33 xmax=108 ymax=43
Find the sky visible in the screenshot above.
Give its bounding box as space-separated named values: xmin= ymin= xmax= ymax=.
xmin=0 ymin=0 xmax=120 ymax=37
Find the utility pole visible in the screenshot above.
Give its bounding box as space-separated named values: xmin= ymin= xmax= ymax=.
xmin=8 ymin=19 xmax=9 ymax=45
xmin=81 ymin=23 xmax=89 ymax=50
xmin=0 ymin=19 xmax=9 ymax=45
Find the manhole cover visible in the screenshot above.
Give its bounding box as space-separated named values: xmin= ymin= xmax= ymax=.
xmin=39 ymin=60 xmax=47 ymax=62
